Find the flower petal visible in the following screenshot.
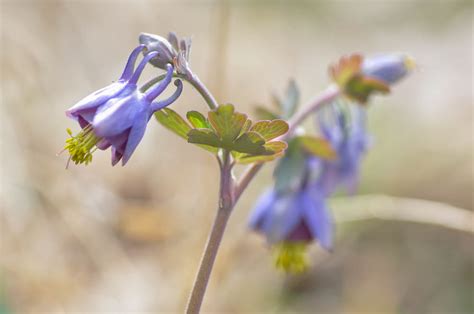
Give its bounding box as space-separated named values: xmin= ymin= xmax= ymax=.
xmin=93 ymin=93 xmax=147 ymax=137
xmin=66 ymin=82 xmax=126 ymax=120
xmin=261 ymin=193 xmax=303 ymax=244
xmin=122 ymin=114 xmax=148 ymax=165
xmin=111 ymin=146 xmax=123 ymax=166
xmin=302 ymin=192 xmax=333 ymax=250
xmin=96 ymin=138 xmax=111 ymax=150
xmin=248 ymin=189 xmax=276 ymax=230
xmin=362 ymin=54 xmax=410 ymax=85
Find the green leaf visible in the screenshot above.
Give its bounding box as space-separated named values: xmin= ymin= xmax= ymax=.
xmin=329 ymin=54 xmax=390 ymax=104
xmin=233 ymin=140 xmax=287 ymax=164
xmin=273 ymin=139 xmax=306 ymax=193
xmin=154 ymin=108 xmax=192 ymax=139
xmin=187 ymin=129 xmax=222 ymax=148
xmin=155 ymin=108 xmax=218 ymax=153
xmin=255 ymin=106 xmax=279 ymax=120
xmin=208 ymin=104 xmax=247 ymax=145
xmin=298 ymin=135 xmax=336 ymax=160
xmin=234 ymin=153 xmax=280 ymax=164
xmin=330 ymin=54 xmax=363 ymax=87
xmin=250 ymin=119 xmax=289 ymax=141
xmin=281 ymin=80 xmax=299 ymax=118
xmin=269 ymin=80 xmax=300 ymax=119
xmin=264 ymin=141 xmax=288 ymax=153
xmin=346 ymin=76 xmax=390 ymax=103
xmin=238 ymin=118 xmax=252 ymax=137
xmin=186 ymin=111 xmax=211 ymax=129
xmin=232 ymin=131 xmax=267 ymax=155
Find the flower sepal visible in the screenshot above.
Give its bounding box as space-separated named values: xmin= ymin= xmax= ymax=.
xmin=330 ymin=53 xmax=414 ymax=104
xmin=329 ymin=54 xmax=390 ymax=104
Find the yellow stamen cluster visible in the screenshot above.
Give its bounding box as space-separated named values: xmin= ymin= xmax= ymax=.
xmin=64 ymin=125 xmax=100 ymax=166
xmin=404 ymin=56 xmax=416 ymax=71
xmin=273 ymin=242 xmax=309 ymax=273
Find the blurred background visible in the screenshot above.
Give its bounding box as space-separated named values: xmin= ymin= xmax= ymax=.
xmin=1 ymin=0 xmax=472 ymax=313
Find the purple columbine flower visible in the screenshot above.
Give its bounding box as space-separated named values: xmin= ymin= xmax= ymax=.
xmin=247 ymin=105 xmax=369 ymax=272
xmin=248 ymin=166 xmax=333 ymax=273
xmin=362 ymin=54 xmax=415 ymax=85
xmin=249 ymin=186 xmax=333 ymax=250
xmin=64 ymin=45 xmax=183 ymax=166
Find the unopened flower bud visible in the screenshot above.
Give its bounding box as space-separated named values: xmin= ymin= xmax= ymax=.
xmin=362 ymin=54 xmax=415 ymax=85
xmin=139 ymin=32 xmax=177 ymax=69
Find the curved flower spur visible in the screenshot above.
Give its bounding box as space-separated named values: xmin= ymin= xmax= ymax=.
xmin=62 ymin=45 xmax=183 ymax=167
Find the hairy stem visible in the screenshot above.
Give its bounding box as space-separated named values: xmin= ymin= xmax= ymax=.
xmin=185 ymin=71 xmax=219 ymax=110
xmin=185 ymin=151 xmax=234 ymax=314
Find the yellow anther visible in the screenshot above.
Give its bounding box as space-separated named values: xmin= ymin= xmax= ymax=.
xmin=404 ymin=56 xmax=416 ymax=71
xmin=273 ymin=242 xmax=309 ymax=274
xmin=63 ymin=125 xmax=100 ymax=166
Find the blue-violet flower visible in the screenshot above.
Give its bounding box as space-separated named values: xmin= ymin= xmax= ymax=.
xmin=362 ymin=54 xmax=415 ymax=85
xmin=249 ymin=159 xmax=333 ymax=272
xmin=64 ymin=45 xmax=183 ymax=166
xmin=316 ymin=105 xmax=369 ymax=195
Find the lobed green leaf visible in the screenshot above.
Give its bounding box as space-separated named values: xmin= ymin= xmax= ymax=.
xmin=233 ymin=140 xmax=287 ymax=164
xmin=154 ymin=108 xmax=192 ymax=140
xmin=186 ymin=111 xmax=211 ymax=129
xmin=273 ymin=140 xmax=306 ymax=193
xmin=250 ymin=119 xmax=289 ymax=141
xmin=255 ymin=106 xmax=279 ymax=120
xmin=281 ymin=80 xmax=299 ymax=118
xmin=298 ymin=135 xmax=337 ymax=160
xmin=232 ymin=131 xmax=267 ymax=155
xmin=187 ymin=129 xmax=221 ymax=148
xmin=208 ymin=104 xmax=247 ymax=145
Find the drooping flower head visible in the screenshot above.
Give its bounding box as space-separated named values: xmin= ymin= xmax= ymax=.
xmin=330 ymin=53 xmax=414 ymax=103
xmin=362 ymin=54 xmax=416 ymax=86
xmin=138 ymin=33 xmax=177 ymax=70
xmin=64 ymin=45 xmax=183 ymax=166
xmin=248 ymin=103 xmax=369 ymax=273
xmin=248 ymin=158 xmax=334 ymax=273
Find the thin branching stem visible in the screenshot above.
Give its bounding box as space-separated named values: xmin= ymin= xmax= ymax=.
xmin=185 ymin=82 xmax=340 ymax=314
xmin=185 ymin=151 xmax=234 ymax=314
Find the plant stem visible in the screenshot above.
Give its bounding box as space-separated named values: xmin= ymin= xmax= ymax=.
xmin=234 ymin=163 xmax=263 ymax=204
xmin=286 ymin=84 xmax=340 ymax=136
xmin=185 ymin=151 xmax=234 ymax=314
xmin=184 ymin=70 xmax=218 ymax=110
xmin=186 ymin=85 xmax=340 ymax=313
xmin=234 ymin=85 xmax=341 ymax=199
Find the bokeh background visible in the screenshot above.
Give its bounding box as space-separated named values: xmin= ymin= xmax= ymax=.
xmin=1 ymin=0 xmax=473 ymax=313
